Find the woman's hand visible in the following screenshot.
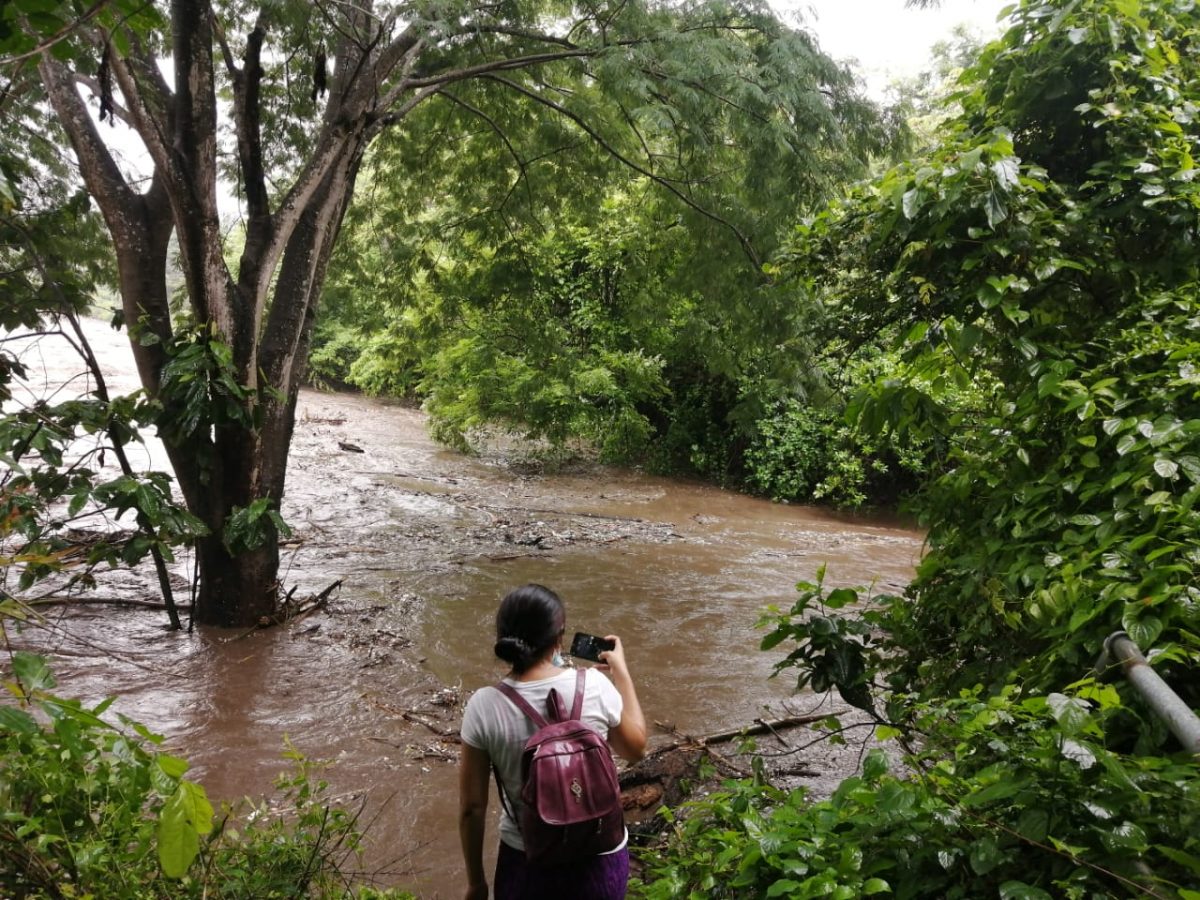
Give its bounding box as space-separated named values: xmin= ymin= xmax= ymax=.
xmin=596 ymin=635 xmax=628 ymax=677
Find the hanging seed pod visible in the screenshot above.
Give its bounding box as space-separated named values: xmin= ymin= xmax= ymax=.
xmin=311 ymin=44 xmax=327 ymax=104
xmin=97 ymin=44 xmax=115 ymax=123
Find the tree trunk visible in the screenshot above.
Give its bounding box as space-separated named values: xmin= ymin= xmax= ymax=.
xmin=186 ymin=420 xmax=286 ymax=626
xmin=184 ymin=156 xmax=362 ymax=627
xmin=194 ymin=534 xmax=279 ymax=626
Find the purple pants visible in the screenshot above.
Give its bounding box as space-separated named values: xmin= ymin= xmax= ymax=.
xmin=494 ymin=840 xmax=629 ymax=900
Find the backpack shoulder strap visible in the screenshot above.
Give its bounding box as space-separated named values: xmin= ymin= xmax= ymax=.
xmin=495 ymin=681 xmax=550 ymax=729
xmin=569 ymin=667 xmax=586 ymax=721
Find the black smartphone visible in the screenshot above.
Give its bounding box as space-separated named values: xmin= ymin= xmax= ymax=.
xmin=569 ymin=631 xmax=615 ymax=662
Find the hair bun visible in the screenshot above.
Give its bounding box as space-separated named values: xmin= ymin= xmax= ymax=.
xmin=493 ymin=584 xmax=566 ymax=674
xmin=494 ymin=636 xmax=535 ymax=666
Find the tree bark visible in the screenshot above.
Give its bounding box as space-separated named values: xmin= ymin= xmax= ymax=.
xmin=194 ymin=532 xmax=279 ymax=626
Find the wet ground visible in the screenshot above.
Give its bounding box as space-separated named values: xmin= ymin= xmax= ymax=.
xmin=2 ymin=319 xmax=924 ymax=896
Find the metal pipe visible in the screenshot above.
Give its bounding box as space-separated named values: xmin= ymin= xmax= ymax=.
xmin=1095 ymin=631 xmax=1200 ymax=756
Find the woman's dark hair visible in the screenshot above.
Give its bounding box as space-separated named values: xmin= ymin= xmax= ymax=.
xmin=494 ymin=584 xmax=565 ymax=674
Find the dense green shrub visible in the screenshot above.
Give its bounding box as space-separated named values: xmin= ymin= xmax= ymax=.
xmin=636 ymin=684 xmax=1200 ymax=899
xmin=636 ymin=578 xmax=1200 ymax=898
xmin=745 ymin=401 xmax=929 ymax=507
xmin=782 ymin=0 xmax=1200 ymax=697
xmin=644 ymin=374 xmax=743 ymax=481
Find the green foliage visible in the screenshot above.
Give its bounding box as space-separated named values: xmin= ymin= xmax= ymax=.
xmin=635 ymin=681 xmax=1200 ymax=899
xmin=0 ymin=654 xmax=415 ymax=899
xmin=320 ymin=183 xmax=923 ymax=489
xmin=0 ymin=332 xmax=208 ymax=598
xmin=315 ymin=7 xmax=906 ymax=476
xmin=324 ymin=191 xmax=683 ymax=462
xmin=641 ymin=2 xmax=1200 ymax=898
xmin=0 ymin=651 xmax=210 ymax=896
xmin=780 ymin=0 xmax=1200 ymax=697
xmin=746 ymin=400 xmax=930 ymax=507
xmin=759 ymin=568 xmax=894 ymax=713
xmin=1 ymin=16 xmax=205 ymax=612
xmin=150 ymin=323 xmax=256 ymax=447
xmin=0 ymin=0 xmax=120 ymax=332
xmin=223 ymin=497 xmax=293 ymax=555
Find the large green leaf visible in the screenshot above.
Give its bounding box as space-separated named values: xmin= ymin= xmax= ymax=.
xmin=11 ymin=652 xmax=56 ymax=693
xmin=157 ymin=781 xmax=214 ymax=878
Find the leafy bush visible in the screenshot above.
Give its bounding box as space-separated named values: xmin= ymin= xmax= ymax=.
xmin=308 ymin=320 xmax=374 ymax=391
xmin=745 ymin=401 xmax=929 ymax=508
xmin=636 ymin=578 xmax=1200 ymax=899
xmin=635 ymin=685 xmax=1200 ymax=899
xmin=637 ymin=2 xmax=1200 ymax=897
xmin=645 ymin=374 xmax=743 ymax=481
xmin=0 ymin=318 xmax=207 ymax=619
xmin=0 ymin=653 xmax=413 ymax=899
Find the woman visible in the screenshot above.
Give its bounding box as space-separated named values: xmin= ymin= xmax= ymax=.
xmin=459 ymin=584 xmax=647 ymax=900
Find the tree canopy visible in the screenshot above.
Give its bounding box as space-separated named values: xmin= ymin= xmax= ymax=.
xmin=10 ymin=0 xmax=895 ymax=624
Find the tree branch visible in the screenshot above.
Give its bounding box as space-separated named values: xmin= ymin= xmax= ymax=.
xmin=313 ymin=0 xmax=377 ymax=55
xmin=38 ymin=57 xmax=136 ymax=215
xmin=403 ymin=48 xmax=594 ymax=90
xmin=233 ymin=17 xmax=270 ymax=226
xmin=464 ymin=25 xmax=579 ymax=49
xmin=484 ymin=73 xmax=762 ymax=269
xmin=170 ymin=0 xmax=232 ymax=335
xmin=210 ymin=8 xmax=239 ymax=76
xmin=105 ymin=50 xmax=179 ymax=190
xmin=368 ymin=83 xmax=440 ymax=135
xmin=436 ymin=87 xmax=537 ymax=217
xmin=0 ymin=0 xmax=110 ymax=66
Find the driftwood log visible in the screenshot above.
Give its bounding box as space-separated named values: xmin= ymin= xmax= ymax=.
xmin=618 ymin=712 xmax=841 ymax=841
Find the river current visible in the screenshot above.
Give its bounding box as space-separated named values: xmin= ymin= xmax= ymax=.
xmin=3 ymin=319 xmax=923 ymax=895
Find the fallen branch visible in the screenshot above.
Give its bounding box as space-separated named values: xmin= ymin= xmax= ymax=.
xmin=411 ymin=746 xmax=457 ymax=762
xmin=282 ymin=579 xmax=343 ymax=624
xmin=25 ymin=596 xmax=193 ymax=611
xmin=402 ymin=711 xmax=460 ymax=738
xmin=703 ymin=743 xmax=753 ymax=779
xmin=654 ymin=712 xmax=843 ymax=747
xmin=312 ymin=577 xmax=343 ymax=607
xmin=366 ymin=696 xmax=462 ymax=739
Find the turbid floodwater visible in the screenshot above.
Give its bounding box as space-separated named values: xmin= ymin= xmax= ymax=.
xmin=3 ymin=318 xmax=924 ymax=896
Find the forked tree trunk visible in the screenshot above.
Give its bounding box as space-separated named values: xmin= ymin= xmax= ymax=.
xmin=37 ymin=0 xmax=616 ymax=627
xmin=39 ymin=4 xmax=372 ymax=627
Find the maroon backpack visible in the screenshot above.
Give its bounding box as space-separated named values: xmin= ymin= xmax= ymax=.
xmin=494 ymin=668 xmax=625 ymax=865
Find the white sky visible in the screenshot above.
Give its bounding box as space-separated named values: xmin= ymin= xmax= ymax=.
xmin=777 ymin=0 xmax=1011 ymax=96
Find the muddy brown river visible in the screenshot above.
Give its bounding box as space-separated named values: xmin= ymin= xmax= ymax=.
xmin=4 ymin=319 xmax=923 ymax=896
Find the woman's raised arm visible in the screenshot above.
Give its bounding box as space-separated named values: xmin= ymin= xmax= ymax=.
xmin=598 ymin=635 xmax=647 ymax=762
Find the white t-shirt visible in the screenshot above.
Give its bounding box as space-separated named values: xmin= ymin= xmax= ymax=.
xmin=460 ymin=667 xmax=624 ymax=851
